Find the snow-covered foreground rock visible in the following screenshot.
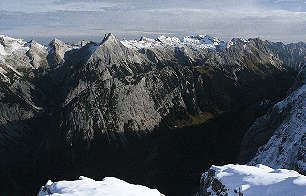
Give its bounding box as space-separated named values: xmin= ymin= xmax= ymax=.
xmin=199 ymin=164 xmax=306 ymax=196
xmin=38 ymin=176 xmax=164 ymax=196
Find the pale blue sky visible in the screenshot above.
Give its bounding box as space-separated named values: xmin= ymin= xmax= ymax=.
xmin=0 ymin=0 xmax=305 ymax=43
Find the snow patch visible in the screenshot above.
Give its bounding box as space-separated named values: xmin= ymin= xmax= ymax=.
xmin=38 ymin=176 xmax=163 ymax=196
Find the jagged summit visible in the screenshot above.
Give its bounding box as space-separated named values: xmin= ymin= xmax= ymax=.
xmin=89 ymin=33 xmax=124 ymax=53
xmin=99 ymin=33 xmax=125 ymax=48
xmin=102 ymin=33 xmax=117 ymax=42
xmin=26 ymin=40 xmax=46 ymax=49
xmin=89 ymin=33 xmax=145 ymax=66
xmin=93 ymin=33 xmax=124 ymax=51
xmin=48 ymin=38 xmax=68 ymax=48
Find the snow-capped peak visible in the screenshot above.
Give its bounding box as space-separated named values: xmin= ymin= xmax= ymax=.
xmin=0 ymin=35 xmax=29 ymax=57
xmin=183 ymin=35 xmax=227 ymax=50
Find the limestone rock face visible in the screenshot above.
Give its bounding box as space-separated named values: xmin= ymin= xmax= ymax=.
xmin=47 ymin=38 xmax=74 ymax=68
xmin=26 ymin=40 xmax=48 ymax=69
xmin=267 ymin=41 xmax=306 ymax=71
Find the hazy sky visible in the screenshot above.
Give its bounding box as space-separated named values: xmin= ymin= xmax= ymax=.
xmin=0 ymin=0 xmax=305 ymax=43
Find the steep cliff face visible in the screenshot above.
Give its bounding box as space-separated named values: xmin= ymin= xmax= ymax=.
xmin=239 ymin=67 xmax=305 ymax=174
xmin=267 ymin=41 xmax=306 ymax=71
xmin=0 ymin=34 xmax=304 ymax=195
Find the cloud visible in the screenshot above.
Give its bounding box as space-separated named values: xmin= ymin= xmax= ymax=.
xmin=274 ymin=0 xmax=305 ymax=2
xmin=0 ymin=0 xmax=305 ymax=43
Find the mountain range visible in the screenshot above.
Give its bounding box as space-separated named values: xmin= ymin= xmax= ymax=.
xmin=0 ymin=33 xmax=305 ymax=196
